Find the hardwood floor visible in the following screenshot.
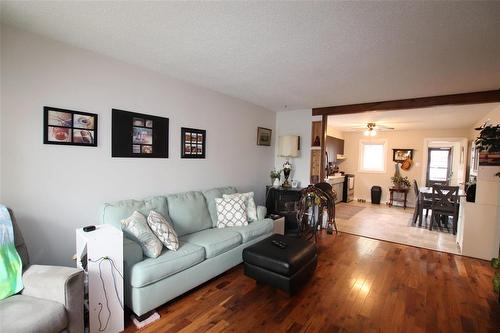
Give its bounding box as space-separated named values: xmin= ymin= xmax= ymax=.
xmin=124 ymin=232 xmax=500 ymax=332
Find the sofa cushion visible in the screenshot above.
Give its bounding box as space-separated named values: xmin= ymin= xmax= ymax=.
xmin=0 ymin=294 xmax=67 ymax=333
xmin=215 ymin=197 xmax=248 ymax=228
xmin=223 ymin=192 xmax=258 ymax=222
xmin=228 ymin=218 xmax=274 ymax=243
xmin=129 ymin=242 xmax=205 ymax=288
xmin=122 ymin=211 xmax=163 ymax=258
xmin=202 ymin=187 xmax=237 ymax=227
xmin=180 ymin=228 xmax=242 ymax=259
xmin=101 ymin=196 xmax=168 ymax=230
xmin=166 ymin=191 xmax=212 ymax=236
xmin=147 ymin=210 xmax=179 ymax=251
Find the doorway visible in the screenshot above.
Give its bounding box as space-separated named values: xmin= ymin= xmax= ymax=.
xmin=426 ymin=147 xmax=453 ymax=186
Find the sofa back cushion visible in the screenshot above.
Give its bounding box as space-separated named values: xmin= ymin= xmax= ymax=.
xmin=100 ymin=196 xmax=169 ymax=230
xmin=166 ymin=191 xmax=212 ymax=236
xmin=202 ymin=186 xmax=237 ymax=227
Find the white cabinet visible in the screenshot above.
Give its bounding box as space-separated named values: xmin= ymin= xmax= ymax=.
xmin=76 ymin=225 xmax=124 ymax=333
xmin=326 ymin=176 xmax=345 ymax=203
xmin=458 ymin=166 xmax=500 ymax=260
xmin=333 ymin=183 xmax=344 ymax=203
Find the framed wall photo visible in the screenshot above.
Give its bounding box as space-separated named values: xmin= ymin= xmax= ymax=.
xmin=257 ymin=127 xmax=272 ymax=146
xmin=44 ymin=106 xmax=98 ymax=146
xmin=392 ymin=149 xmax=413 ymax=162
xmin=112 ymin=109 xmax=169 ymax=158
xmin=181 ymin=127 xmax=206 ymax=158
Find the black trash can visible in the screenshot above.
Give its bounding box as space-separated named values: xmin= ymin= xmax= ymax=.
xmin=371 ymin=186 xmax=382 ymax=204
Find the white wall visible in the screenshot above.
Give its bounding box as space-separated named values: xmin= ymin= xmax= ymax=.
xmin=469 ymin=106 xmax=500 ymax=140
xmin=326 ymin=126 xmax=344 ymax=139
xmin=0 ymin=25 xmax=275 ymax=266
xmin=274 ymin=109 xmax=319 ymax=188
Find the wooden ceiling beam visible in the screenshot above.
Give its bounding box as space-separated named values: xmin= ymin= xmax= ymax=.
xmin=312 ymin=89 xmax=500 ymax=116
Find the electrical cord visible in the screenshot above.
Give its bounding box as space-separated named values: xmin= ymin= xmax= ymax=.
xmin=89 ymin=256 xmax=124 ymax=331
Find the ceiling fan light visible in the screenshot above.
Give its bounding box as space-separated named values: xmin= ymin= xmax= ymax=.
xmin=363 ymin=130 xmax=370 ymax=136
xmin=370 ymin=130 xmax=377 ymax=136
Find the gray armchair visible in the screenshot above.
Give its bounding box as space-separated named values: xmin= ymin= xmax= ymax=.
xmin=0 ymin=209 xmax=84 ymax=333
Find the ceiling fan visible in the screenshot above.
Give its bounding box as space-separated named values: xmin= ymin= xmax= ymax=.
xmin=351 ymin=122 xmax=395 ymax=136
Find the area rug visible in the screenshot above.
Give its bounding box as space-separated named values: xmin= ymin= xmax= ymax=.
xmin=335 ymin=204 xmax=365 ymax=220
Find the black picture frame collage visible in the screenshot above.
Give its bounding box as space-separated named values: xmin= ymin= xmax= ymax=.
xmin=181 ymin=127 xmax=206 ymax=159
xmin=131 ymin=117 xmax=154 ymax=155
xmin=44 ymin=106 xmax=98 ymax=146
xmin=44 ymin=107 xmax=209 ymax=159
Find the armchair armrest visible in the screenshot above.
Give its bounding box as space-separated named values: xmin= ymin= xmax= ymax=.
xmin=22 ymin=265 xmax=84 ymax=333
xmin=257 ymin=205 xmax=267 ymax=221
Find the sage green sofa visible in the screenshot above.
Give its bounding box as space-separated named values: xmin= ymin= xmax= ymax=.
xmin=100 ymin=186 xmax=273 ymax=316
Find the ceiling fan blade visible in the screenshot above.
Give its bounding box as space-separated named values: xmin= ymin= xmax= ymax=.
xmin=375 ymin=125 xmax=395 ymax=130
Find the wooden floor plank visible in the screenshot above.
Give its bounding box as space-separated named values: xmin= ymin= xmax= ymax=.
xmin=124 ymin=232 xmax=500 ymax=332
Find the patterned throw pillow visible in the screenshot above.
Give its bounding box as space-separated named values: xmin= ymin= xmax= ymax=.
xmin=215 ymin=196 xmax=248 ymax=228
xmin=121 ymin=211 xmax=163 ymax=258
xmin=222 ymin=192 xmax=258 ymax=222
xmin=147 ymin=210 xmax=179 ymax=251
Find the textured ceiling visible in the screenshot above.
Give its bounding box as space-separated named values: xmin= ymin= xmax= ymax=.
xmin=1 ymin=1 xmax=500 ymax=111
xmin=328 ymin=103 xmax=500 ymax=131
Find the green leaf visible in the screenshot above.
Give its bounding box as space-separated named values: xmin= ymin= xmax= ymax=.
xmin=493 ymin=274 xmax=500 ymax=294
xmin=491 ymin=258 xmax=500 ymax=269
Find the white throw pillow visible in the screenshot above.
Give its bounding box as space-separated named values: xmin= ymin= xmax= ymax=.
xmin=215 ymin=196 xmax=248 ymax=228
xmin=223 ymin=192 xmax=257 ymax=222
xmin=147 ymin=210 xmax=179 ymax=251
xmin=121 ymin=211 xmax=163 ymax=258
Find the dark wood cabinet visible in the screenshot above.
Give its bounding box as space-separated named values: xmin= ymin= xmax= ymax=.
xmin=325 ymin=136 xmax=344 ymax=163
xmin=265 ymin=186 xmax=302 ymax=233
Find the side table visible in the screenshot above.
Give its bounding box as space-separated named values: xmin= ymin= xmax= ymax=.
xmin=388 ymin=187 xmax=409 ymax=209
xmin=268 ymin=214 xmax=285 ymax=235
xmin=76 ymin=224 xmax=123 ymax=333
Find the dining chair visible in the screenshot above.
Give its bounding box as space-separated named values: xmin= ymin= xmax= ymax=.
xmin=429 ymin=185 xmax=459 ymax=234
xmin=427 ymin=179 xmax=449 ymax=187
xmin=412 ymin=179 xmax=431 ymax=225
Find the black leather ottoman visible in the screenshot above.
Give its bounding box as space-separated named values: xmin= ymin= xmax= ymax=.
xmin=242 ymin=234 xmax=317 ymax=294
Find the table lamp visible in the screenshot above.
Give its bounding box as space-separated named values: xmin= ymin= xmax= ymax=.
xmin=278 ymin=135 xmax=300 ymax=187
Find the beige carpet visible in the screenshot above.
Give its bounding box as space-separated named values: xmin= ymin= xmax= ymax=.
xmin=335 ymin=203 xmax=365 ymax=220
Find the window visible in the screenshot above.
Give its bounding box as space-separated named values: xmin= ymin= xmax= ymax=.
xmin=359 ymin=140 xmax=387 ymax=173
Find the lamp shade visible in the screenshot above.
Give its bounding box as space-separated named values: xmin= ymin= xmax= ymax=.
xmin=278 ymin=135 xmax=299 ymax=157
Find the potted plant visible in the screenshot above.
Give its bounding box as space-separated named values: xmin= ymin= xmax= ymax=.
xmin=270 ymin=169 xmax=282 ymax=187
xmin=491 ymin=257 xmax=500 ymax=302
xmin=475 ymin=122 xmax=500 ymax=169
xmin=391 ymin=175 xmax=411 ymax=189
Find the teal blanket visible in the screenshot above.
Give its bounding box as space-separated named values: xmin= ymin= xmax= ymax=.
xmin=0 ymin=205 xmax=23 ymax=300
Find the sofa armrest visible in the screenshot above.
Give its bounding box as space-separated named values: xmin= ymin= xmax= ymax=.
xmin=22 ymin=265 xmax=84 ymax=333
xmin=124 ymin=236 xmax=143 ymax=270
xmin=257 ymin=205 xmax=267 ymax=221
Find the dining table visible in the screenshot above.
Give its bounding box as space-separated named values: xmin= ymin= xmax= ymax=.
xmin=417 ymin=186 xmax=466 ymax=227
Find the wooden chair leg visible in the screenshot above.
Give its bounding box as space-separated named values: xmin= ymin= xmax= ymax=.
xmin=412 ymin=207 xmax=419 ymax=225
xmin=453 ymin=211 xmax=458 ymax=235
xmin=429 ymin=213 xmax=436 ymax=231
